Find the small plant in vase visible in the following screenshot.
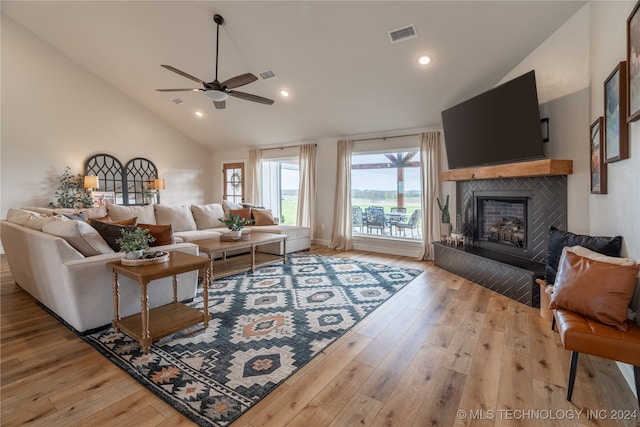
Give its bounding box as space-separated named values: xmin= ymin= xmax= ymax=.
xmin=218 ymin=214 xmax=253 ymax=238
xmin=115 ymin=227 xmax=156 ymax=259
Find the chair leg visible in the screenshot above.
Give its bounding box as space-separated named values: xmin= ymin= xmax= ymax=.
xmin=567 ymin=351 xmax=580 ymax=401
xmin=551 ymin=315 xmax=556 ymax=331
xmin=634 ymin=365 xmax=640 ymax=409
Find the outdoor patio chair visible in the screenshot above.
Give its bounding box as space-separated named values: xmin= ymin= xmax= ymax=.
xmin=396 ymin=209 xmax=421 ymax=237
xmin=352 ymin=206 xmax=364 ymax=233
xmin=365 ymin=206 xmax=386 ymax=235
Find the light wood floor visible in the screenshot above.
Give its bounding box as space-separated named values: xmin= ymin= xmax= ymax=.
xmin=2 ymin=246 xmax=639 ymax=427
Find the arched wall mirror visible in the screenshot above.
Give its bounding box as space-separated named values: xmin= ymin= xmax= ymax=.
xmin=125 ymin=158 xmax=159 ymax=205
xmin=85 ymin=154 xmax=159 ymax=205
xmin=84 ymin=154 xmax=126 ymax=204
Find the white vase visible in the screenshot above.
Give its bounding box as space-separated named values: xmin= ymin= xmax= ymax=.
xmin=229 ymin=230 xmax=242 ymax=238
xmin=125 ymin=250 xmax=144 ymax=260
xmin=440 ymin=223 xmax=452 ymax=240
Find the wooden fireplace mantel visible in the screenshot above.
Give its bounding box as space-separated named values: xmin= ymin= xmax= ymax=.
xmin=439 ymin=159 xmax=573 ymax=181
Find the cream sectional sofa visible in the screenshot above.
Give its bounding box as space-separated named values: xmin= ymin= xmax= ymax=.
xmin=0 ymin=202 xmax=310 ymax=333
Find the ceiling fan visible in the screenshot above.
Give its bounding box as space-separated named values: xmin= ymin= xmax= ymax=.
xmin=156 ymin=14 xmax=274 ymax=109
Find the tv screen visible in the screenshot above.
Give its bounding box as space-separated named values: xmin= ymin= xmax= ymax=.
xmin=441 ymin=70 xmax=544 ymax=170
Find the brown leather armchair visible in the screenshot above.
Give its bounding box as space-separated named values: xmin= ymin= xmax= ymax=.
xmin=552 ymin=307 xmax=640 ymax=408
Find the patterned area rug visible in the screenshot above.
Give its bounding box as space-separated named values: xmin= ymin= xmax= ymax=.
xmin=82 ymin=254 xmax=422 ymax=426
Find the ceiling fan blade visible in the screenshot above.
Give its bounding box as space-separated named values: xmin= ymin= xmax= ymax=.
xmin=213 ymin=100 xmax=226 ymax=109
xmin=229 ymin=90 xmax=275 ymax=105
xmin=161 ymin=65 xmax=205 ymax=85
xmin=156 ymin=88 xmax=203 ymax=92
xmin=221 ymin=73 xmax=258 ymax=89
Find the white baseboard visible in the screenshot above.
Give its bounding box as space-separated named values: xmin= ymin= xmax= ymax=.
xmin=617 ymin=362 xmax=638 ymax=399
xmin=311 ymin=237 xmax=423 ymax=258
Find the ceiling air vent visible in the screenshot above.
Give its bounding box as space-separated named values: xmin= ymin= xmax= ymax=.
xmin=259 ymin=70 xmax=277 ymax=80
xmin=388 ymin=25 xmax=417 ymax=43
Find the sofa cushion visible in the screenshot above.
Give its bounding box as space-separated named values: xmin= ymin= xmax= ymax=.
xmin=173 ymin=229 xmax=223 ymax=242
xmin=54 ymin=206 xmax=108 ymax=220
xmin=88 ymin=219 xmax=138 ymax=251
xmin=222 ymin=199 xmax=243 ymax=218
xmin=43 ymin=219 xmax=115 ymax=256
xmin=7 ymin=209 xmax=60 ymax=231
xmin=107 ymin=204 xmax=156 ymax=224
xmin=191 ymin=203 xmax=226 ymax=230
xmin=550 ymin=250 xmax=639 ymax=331
xmin=21 ymin=207 xmax=55 ymax=216
xmin=545 ymin=226 xmax=622 ymax=285
xmin=245 ymin=224 xmax=310 ymax=240
xmin=252 ymin=208 xmax=278 ymax=226
xmin=154 ymin=205 xmax=197 ymax=232
xmin=138 ymin=223 xmax=174 ymax=246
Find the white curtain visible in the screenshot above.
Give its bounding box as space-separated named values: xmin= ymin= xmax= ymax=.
xmin=247 ymin=148 xmax=261 ymax=205
xmin=419 ymin=131 xmax=441 ymax=260
xmin=297 ymin=144 xmax=316 ymax=239
xmin=329 ymin=140 xmax=353 ymax=250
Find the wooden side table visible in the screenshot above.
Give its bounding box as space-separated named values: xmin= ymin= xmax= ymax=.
xmin=108 ymin=251 xmax=210 ymax=353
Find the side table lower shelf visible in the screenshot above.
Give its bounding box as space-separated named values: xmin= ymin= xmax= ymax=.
xmin=114 ymin=302 xmax=206 ymax=345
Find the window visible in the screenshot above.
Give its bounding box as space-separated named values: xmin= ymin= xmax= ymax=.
xmin=260 ymin=159 xmax=299 ymax=225
xmin=351 ymin=151 xmax=422 ymax=239
xmin=223 ymin=163 xmax=244 ymax=204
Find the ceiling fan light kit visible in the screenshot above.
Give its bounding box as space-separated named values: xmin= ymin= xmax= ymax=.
xmin=205 ymin=90 xmax=229 ymax=102
xmin=157 ymin=14 xmax=274 ymax=110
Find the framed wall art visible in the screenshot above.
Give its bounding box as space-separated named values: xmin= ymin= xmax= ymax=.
xmin=627 ymin=1 xmax=640 ymax=122
xmin=590 ymin=117 xmax=607 ymax=194
xmin=604 ymin=61 xmax=629 ymax=163
xmin=92 ymin=191 xmax=116 ymax=207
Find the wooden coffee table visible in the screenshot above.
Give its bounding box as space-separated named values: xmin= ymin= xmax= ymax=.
xmin=108 ymin=251 xmax=210 ymax=353
xmin=195 ymin=232 xmax=287 ymax=280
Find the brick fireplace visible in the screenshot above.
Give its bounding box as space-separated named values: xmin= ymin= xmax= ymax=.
xmin=434 ymin=160 xmax=572 ymax=307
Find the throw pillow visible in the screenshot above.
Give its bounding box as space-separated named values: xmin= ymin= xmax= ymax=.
xmin=222 ymin=199 xmax=243 ymax=218
xmin=43 ymin=220 xmax=114 ymax=256
xmin=91 ymin=215 xmax=137 ymax=225
xmin=252 ymin=208 xmax=278 ymax=226
xmin=62 ymin=212 xmax=88 ymax=222
xmin=154 ymin=204 xmax=197 ymax=232
xmin=88 ymin=219 xmax=137 ymax=251
xmin=191 ymin=203 xmax=226 ymax=230
xmin=229 ymin=207 xmax=252 ymax=221
xmin=549 ymin=250 xmax=639 ymax=331
xmin=544 ymin=226 xmax=622 ymax=285
xmin=138 ymin=224 xmax=174 ymax=246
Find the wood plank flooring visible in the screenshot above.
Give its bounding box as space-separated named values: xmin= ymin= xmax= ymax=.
xmin=2 ymin=246 xmax=639 ymax=426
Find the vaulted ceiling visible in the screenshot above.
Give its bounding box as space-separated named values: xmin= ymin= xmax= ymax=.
xmin=2 ymin=1 xmax=585 ymax=151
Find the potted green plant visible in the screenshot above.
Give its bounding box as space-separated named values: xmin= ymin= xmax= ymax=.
xmin=437 ymin=195 xmax=451 ymax=240
xmin=50 ymin=166 xmax=94 ymax=209
xmin=218 ymin=214 xmax=253 ymax=238
xmin=115 ymin=227 xmax=156 ymax=259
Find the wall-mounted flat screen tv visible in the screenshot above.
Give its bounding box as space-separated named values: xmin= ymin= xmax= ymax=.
xmin=441 ymin=70 xmax=544 ymax=170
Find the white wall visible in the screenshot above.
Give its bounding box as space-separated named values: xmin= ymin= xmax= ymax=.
xmin=499 ymin=4 xmax=591 ymax=234
xmin=589 ymin=0 xmax=640 ymax=394
xmin=0 ymin=15 xmax=214 ymax=240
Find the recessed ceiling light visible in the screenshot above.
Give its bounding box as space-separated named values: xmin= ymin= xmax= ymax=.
xmin=195 ymin=111 xmax=203 ymax=117
xmin=280 ymin=90 xmax=290 ymax=97
xmin=418 ymin=55 xmax=432 ymax=66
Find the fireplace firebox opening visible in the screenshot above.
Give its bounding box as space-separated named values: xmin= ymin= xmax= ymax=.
xmin=473 ymin=190 xmax=533 ymax=257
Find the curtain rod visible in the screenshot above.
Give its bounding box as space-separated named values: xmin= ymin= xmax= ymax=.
xmin=351 ymin=132 xmax=429 ymax=143
xmin=260 ymin=143 xmax=317 ymax=152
